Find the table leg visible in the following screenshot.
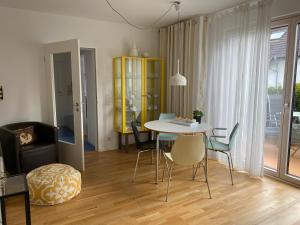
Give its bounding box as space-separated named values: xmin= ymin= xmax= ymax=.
xmin=25 ymin=192 xmax=31 ymax=225
xmin=156 ymin=134 xmax=160 ymax=184
xmin=1 ymin=198 xmax=6 ymax=225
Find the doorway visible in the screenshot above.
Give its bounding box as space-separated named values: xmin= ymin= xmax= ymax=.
xmin=264 ymin=15 xmax=300 ymax=186
xmin=80 ymin=48 xmax=98 ymax=152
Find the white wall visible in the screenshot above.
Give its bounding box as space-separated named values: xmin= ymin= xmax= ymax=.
xmin=0 ymin=6 xmax=159 ymax=150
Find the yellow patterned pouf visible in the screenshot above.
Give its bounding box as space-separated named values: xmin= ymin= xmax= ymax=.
xmin=26 ymin=163 xmax=81 ymax=206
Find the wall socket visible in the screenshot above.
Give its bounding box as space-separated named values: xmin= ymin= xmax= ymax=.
xmin=0 ymin=85 xmax=3 ymax=100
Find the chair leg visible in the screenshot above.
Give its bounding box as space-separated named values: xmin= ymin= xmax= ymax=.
xmin=193 ymin=164 xmax=199 ymax=181
xmin=202 ymin=161 xmax=208 ymax=183
xmin=133 ymin=151 xmax=141 ymax=182
xmin=224 ymin=152 xmax=234 ymax=185
xmin=291 ymin=146 xmax=300 ymax=157
xmin=162 ymin=159 xmax=167 ymax=182
xmin=165 ymin=163 xmax=173 ymax=202
xmin=229 ymin=152 xmax=234 ymax=171
xmin=201 ymin=162 xmax=211 ymax=199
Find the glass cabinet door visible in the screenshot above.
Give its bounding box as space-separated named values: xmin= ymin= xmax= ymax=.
xmin=114 ymin=57 xmax=122 ymax=132
xmin=114 ymin=57 xmax=164 ymax=134
xmin=124 ymin=57 xmax=143 ymax=131
xmin=145 ymin=59 xmax=163 ymax=122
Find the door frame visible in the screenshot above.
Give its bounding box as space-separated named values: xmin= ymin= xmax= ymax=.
xmin=80 ymin=47 xmax=99 ymax=151
xmin=264 ymin=15 xmax=300 ymax=186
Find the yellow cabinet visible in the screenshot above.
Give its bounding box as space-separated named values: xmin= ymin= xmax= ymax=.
xmin=113 ymin=56 xmax=165 ymax=134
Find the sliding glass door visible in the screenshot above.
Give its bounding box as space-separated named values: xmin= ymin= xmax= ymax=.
xmin=264 ymin=25 xmax=288 ymax=171
xmin=264 ymin=15 xmax=300 ymax=186
xmin=285 ymin=20 xmax=300 ymax=180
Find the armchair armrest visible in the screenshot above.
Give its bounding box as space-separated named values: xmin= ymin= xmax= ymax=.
xmin=34 ymin=123 xmax=58 ymax=144
xmin=0 ymin=127 xmax=21 ymax=174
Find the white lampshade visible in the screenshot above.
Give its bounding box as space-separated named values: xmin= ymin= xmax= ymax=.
xmin=170 ymin=72 xmax=187 ymax=86
xmin=169 ymin=59 xmax=187 ymax=86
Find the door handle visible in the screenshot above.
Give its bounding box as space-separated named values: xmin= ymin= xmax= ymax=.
xmin=73 ymin=102 xmax=80 ymax=112
xmin=284 ymin=103 xmax=290 ymax=109
xmin=283 ymin=102 xmax=290 ymax=114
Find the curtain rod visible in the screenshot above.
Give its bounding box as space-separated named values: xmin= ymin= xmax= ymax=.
xmin=158 ymin=0 xmax=263 ymax=31
xmin=158 ymin=17 xmax=202 ymax=31
xmin=272 ymin=11 xmax=300 ymax=22
xmin=207 ymin=0 xmax=270 ymax=17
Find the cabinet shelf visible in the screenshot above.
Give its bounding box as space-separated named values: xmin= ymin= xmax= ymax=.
xmin=115 ymin=77 xmax=142 ymax=79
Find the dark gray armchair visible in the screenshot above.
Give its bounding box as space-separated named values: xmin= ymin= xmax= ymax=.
xmin=0 ymin=122 xmax=58 ymax=174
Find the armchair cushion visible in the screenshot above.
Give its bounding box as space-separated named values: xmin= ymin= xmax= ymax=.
xmin=15 ymin=126 xmax=37 ymax=146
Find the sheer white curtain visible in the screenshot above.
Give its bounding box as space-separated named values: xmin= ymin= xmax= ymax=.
xmin=160 ymin=17 xmax=206 ymax=116
xmin=205 ymin=0 xmax=273 ymax=176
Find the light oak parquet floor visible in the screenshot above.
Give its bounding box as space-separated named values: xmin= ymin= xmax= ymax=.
xmin=5 ymin=149 xmax=300 ymax=225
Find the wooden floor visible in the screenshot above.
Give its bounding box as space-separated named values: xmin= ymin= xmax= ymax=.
xmin=6 ymin=149 xmax=300 ymax=225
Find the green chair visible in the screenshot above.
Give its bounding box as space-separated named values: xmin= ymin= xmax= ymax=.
xmin=206 ymin=123 xmax=239 ymax=185
xmin=158 ymin=113 xmax=177 ymax=142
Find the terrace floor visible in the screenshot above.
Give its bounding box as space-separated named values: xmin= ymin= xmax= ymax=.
xmin=264 ymin=136 xmax=300 ymax=177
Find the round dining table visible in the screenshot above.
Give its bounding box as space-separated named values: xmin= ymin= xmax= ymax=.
xmin=144 ymin=120 xmax=213 ymax=184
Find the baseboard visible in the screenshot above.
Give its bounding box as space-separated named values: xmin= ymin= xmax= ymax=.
xmin=264 ymin=173 xmax=300 ymax=189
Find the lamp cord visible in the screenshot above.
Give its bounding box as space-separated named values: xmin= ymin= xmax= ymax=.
xmin=177 ymin=2 xmax=181 ymax=72
xmin=105 ymin=0 xmax=177 ymax=30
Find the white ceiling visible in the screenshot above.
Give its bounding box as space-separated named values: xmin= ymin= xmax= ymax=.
xmin=0 ymin=0 xmax=246 ymax=27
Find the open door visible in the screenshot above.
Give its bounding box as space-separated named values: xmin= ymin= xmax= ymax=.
xmin=45 ymin=39 xmax=85 ymax=171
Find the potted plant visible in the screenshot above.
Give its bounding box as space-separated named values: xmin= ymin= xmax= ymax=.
xmin=193 ymin=110 xmax=204 ymax=124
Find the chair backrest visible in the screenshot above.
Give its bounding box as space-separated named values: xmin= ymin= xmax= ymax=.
xmin=171 ymin=133 xmax=205 ymax=166
xmin=229 ymin=123 xmax=239 ymax=148
xmin=159 ymin=113 xmax=176 ymax=120
xmin=131 ymin=121 xmax=141 ymax=149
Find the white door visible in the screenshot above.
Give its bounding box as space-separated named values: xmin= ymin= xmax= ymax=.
xmin=45 ymin=39 xmax=85 ymax=171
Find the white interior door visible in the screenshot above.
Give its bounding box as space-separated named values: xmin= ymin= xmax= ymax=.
xmin=45 ymin=39 xmax=84 ymax=171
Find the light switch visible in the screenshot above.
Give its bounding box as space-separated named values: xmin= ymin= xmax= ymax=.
xmin=0 ymin=86 xmax=3 ymax=100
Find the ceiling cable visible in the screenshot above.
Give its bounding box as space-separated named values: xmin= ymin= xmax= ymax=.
xmin=105 ymin=0 xmax=179 ymax=30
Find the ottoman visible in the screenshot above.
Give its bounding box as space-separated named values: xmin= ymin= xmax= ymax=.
xmin=26 ymin=163 xmax=81 ymax=206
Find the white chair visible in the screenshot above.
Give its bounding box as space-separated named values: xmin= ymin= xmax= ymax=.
xmin=162 ymin=133 xmax=211 ymax=202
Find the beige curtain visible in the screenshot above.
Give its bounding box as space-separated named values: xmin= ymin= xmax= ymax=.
xmin=159 ymin=17 xmax=206 ymax=117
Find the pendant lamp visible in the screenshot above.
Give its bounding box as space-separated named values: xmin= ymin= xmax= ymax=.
xmin=169 ymin=59 xmax=187 ymax=86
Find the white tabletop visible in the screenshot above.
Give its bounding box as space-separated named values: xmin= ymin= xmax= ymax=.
xmin=144 ymin=120 xmax=212 ymax=134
